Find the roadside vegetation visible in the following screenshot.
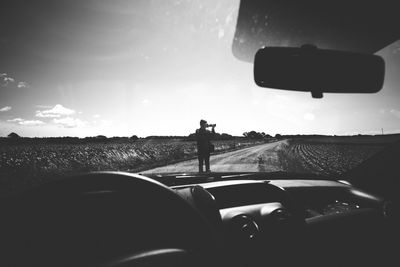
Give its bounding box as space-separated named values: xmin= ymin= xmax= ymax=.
xmin=0 ymin=136 xmax=264 ymax=195
xmin=1 ymin=132 xmax=399 ymax=195
xmin=277 ymin=136 xmax=398 ymax=176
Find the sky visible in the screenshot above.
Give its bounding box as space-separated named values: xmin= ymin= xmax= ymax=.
xmin=1 ymin=0 xmax=400 ymax=138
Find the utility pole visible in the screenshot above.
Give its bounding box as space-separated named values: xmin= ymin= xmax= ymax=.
xmin=382 ymin=128 xmax=384 ymax=135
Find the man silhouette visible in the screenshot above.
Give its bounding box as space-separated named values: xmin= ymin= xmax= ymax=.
xmin=196 ymin=119 xmax=215 ymax=173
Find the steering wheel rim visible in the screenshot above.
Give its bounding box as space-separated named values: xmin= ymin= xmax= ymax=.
xmin=13 ymin=172 xmax=219 ymax=266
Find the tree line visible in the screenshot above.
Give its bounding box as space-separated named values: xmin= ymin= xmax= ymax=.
xmin=2 ymin=130 xmax=287 ymax=145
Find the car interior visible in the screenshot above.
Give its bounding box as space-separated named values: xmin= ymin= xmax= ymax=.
xmin=1 ymin=0 xmax=399 ymax=266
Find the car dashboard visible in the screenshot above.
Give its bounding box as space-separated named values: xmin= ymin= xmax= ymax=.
xmin=0 ymin=172 xmax=395 ymax=267
xmin=170 ymin=178 xmax=390 ymax=266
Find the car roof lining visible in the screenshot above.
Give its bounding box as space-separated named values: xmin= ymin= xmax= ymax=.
xmin=233 ymin=0 xmax=400 ymax=62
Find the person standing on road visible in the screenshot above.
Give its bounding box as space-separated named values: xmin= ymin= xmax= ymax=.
xmin=196 ymin=119 xmax=216 ymax=173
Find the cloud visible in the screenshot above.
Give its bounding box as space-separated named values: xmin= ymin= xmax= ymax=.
xmin=1 ymin=73 xmax=29 ymax=88
xmin=1 ymin=73 xmax=15 ymax=86
xmin=0 ymin=106 xmax=11 ymax=112
xmin=19 ymin=120 xmax=45 ymax=126
xmin=93 ymin=114 xmax=100 ymax=118
xmin=36 ymin=104 xmax=75 ymax=118
xmin=17 ymin=82 xmax=30 ymax=88
xmin=7 ymin=118 xmax=23 ymax=122
xmin=53 ymin=117 xmax=86 ymax=128
xmin=304 ymin=112 xmax=315 ymax=121
xmin=35 ymin=104 xmax=85 ymax=128
xmin=36 ymin=112 xmax=60 ymax=118
xmin=141 ymin=99 xmax=150 ymax=105
xmin=7 ymin=118 xmax=44 ymax=126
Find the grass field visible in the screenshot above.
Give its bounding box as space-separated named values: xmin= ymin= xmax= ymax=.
xmin=0 ymin=138 xmax=263 ymax=195
xmin=1 ymin=135 xmax=398 ymax=195
xmin=277 ymin=139 xmax=386 ymax=176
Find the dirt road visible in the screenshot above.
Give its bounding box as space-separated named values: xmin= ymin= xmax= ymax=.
xmin=143 ymin=140 xmax=288 ymax=173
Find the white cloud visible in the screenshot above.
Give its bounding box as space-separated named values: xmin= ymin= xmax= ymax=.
xmin=36 ymin=104 xmax=75 ymax=118
xmin=17 ymin=82 xmax=29 ymax=88
xmin=4 ymin=77 xmax=14 ymax=83
xmin=53 ymin=117 xmax=86 ymax=128
xmin=7 ymin=118 xmax=44 ymax=126
xmin=0 ymin=106 xmax=11 ymax=112
xmin=19 ymin=120 xmax=45 ymax=126
xmin=36 ymin=111 xmax=60 ymax=118
xmin=0 ymin=74 xmax=29 ymax=88
xmin=7 ymin=118 xmax=23 ymax=122
xmin=304 ymin=112 xmax=315 ymax=121
xmin=141 ymin=99 xmax=150 ymax=105
xmin=1 ymin=73 xmax=15 ymax=86
xmin=93 ymin=114 xmax=100 ymax=118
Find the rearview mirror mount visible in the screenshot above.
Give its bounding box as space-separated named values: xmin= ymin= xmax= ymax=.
xmin=254 ymin=45 xmax=385 ymax=98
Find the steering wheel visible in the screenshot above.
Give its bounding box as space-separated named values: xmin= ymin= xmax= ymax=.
xmin=8 ymin=172 xmax=220 ymax=266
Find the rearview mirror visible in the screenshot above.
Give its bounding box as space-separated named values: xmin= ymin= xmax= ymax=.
xmin=254 ymin=46 xmax=385 ymax=98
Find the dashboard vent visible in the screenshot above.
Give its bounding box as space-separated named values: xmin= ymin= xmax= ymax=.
xmin=229 ymin=214 xmax=259 ymax=241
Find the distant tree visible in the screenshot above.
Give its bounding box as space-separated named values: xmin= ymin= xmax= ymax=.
xmin=130 ymin=135 xmax=139 ymax=141
xmin=7 ymin=132 xmax=20 ymax=139
xmin=220 ymin=133 xmax=233 ymax=140
xmin=96 ymin=135 xmax=107 ymax=139
xmin=275 ymin=134 xmax=282 ymax=139
xmin=245 ymin=131 xmax=264 ymax=139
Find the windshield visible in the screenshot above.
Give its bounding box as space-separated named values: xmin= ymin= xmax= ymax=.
xmin=1 ymin=1 xmax=400 ymax=193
